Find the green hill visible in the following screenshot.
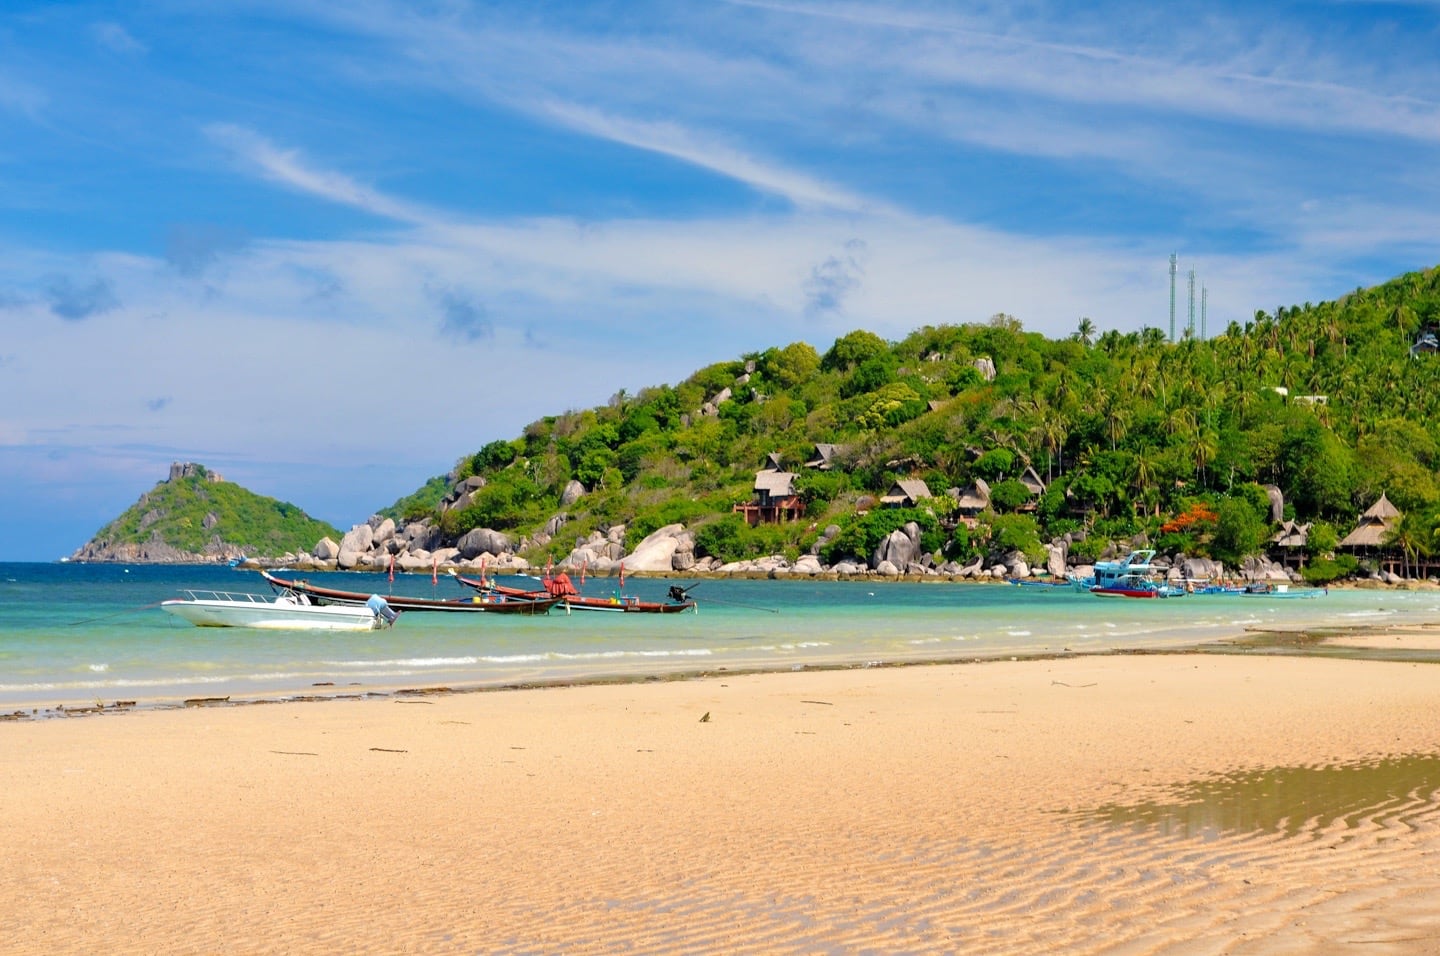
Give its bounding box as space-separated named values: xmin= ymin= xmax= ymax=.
xmin=386 ymin=264 xmax=1440 ymax=583
xmin=72 ymin=463 xmax=341 ymax=563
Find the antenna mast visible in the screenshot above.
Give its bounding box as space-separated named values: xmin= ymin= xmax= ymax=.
xmin=1187 ymin=267 xmax=1196 ymax=338
xmin=1169 ymin=253 xmax=1178 ymax=341
xmin=1200 ymin=284 xmax=1208 ymax=340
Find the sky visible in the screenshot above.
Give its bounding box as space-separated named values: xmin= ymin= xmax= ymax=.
xmin=2 ymin=1 xmax=1439 ymax=561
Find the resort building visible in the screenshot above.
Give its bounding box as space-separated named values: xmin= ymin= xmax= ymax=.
xmin=880 ymin=479 xmax=932 ymax=509
xmin=734 ymin=469 xmax=805 ymax=526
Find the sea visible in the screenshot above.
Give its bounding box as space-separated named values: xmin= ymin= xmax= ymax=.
xmin=3 ymin=562 xmax=1439 ymax=714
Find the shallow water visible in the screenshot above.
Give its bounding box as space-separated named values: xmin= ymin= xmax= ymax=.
xmin=3 ymin=562 xmax=1439 ymax=710
xmin=1078 ymin=755 xmax=1440 ymax=841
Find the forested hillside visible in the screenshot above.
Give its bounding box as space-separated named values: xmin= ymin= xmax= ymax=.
xmin=385 ymin=266 xmax=1440 ymax=582
xmin=75 ymin=464 xmax=342 ymax=562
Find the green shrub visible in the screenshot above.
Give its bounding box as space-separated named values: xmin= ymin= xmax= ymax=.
xmin=1301 ymin=554 xmax=1357 ymax=585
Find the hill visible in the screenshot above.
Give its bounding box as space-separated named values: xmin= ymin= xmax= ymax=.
xmin=71 ymin=463 xmax=342 ymax=563
xmin=375 ymin=264 xmax=1440 ymax=583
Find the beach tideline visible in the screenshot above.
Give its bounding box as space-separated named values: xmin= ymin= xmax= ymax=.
xmin=4 ymin=649 xmax=1440 ymax=954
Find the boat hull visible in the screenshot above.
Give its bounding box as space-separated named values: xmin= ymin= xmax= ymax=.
xmin=161 ymin=597 xmax=385 ymax=631
xmin=1090 ymin=587 xmax=1167 ymax=599
xmin=260 ymin=571 xmax=560 ymax=614
xmin=454 ymin=575 xmax=697 ymax=613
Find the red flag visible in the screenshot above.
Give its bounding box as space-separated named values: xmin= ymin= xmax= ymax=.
xmin=619 ymin=562 xmax=625 ymax=589
xmin=388 ymin=553 xmax=395 ymax=583
xmin=545 ymin=555 xmax=553 ymax=585
xmin=580 ymin=559 xmax=587 ymax=586
xmin=432 ymin=555 xmax=438 ymax=586
xmin=481 ymin=556 xmax=487 ymax=588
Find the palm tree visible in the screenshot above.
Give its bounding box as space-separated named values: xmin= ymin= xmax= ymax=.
xmin=1192 ymin=429 xmax=1220 ymax=487
xmin=1076 ymin=317 xmax=1096 ymax=348
xmin=1383 ymin=510 xmax=1432 ymax=580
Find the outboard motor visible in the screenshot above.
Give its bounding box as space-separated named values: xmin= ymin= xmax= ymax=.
xmin=366 ymin=594 xmax=400 ymax=626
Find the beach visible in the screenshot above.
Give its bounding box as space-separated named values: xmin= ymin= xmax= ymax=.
xmin=5 ymin=641 xmax=1440 ymax=954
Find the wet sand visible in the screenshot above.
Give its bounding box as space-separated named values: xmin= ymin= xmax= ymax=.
xmin=4 ymin=648 xmax=1440 ymax=954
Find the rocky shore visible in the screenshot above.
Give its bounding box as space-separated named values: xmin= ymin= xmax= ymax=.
xmin=227 ymin=513 xmax=1339 ymax=587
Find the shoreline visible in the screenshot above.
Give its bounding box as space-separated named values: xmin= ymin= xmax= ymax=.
xmin=47 ymin=556 xmax=1440 ymax=589
xmin=5 ymin=644 xmax=1440 ymax=953
xmin=11 ymin=620 xmax=1440 ymax=723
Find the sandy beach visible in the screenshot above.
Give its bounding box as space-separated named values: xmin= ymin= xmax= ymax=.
xmin=5 ymin=642 xmax=1440 ymax=954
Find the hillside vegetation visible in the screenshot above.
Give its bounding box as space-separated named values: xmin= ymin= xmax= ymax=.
xmin=385 ymin=266 xmax=1440 ymax=581
xmin=77 ymin=465 xmax=341 ymax=561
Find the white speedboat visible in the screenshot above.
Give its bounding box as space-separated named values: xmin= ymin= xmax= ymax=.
xmin=161 ymin=587 xmax=398 ymax=631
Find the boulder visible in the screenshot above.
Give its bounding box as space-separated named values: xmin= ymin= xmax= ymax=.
xmin=625 ymin=524 xmax=688 ymax=573
xmin=1045 ymin=544 xmax=1067 ymax=579
xmin=872 ymin=529 xmax=917 ymax=570
xmin=337 ymin=524 xmax=375 ymax=569
xmin=1178 ymin=556 xmax=1225 ymax=584
xmin=559 ymin=481 xmax=586 ymax=507
xmin=792 ymin=554 xmax=824 ymax=575
xmin=875 ymin=560 xmax=901 ymax=577
xmin=313 ymin=537 xmax=340 ymax=561
xmin=370 ymin=517 xmax=396 ymax=544
xmin=401 ymin=520 xmax=443 ymax=553
xmin=457 ymin=527 xmax=511 ymax=559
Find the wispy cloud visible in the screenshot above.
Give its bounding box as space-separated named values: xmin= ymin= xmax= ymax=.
xmin=737 ymin=0 xmax=1440 ymax=143
xmin=540 ymin=102 xmax=880 ymax=212
xmin=204 ymin=123 xmax=440 ymax=225
xmin=92 ymin=22 xmax=147 ymax=56
xmin=0 ymin=73 xmax=47 ymax=118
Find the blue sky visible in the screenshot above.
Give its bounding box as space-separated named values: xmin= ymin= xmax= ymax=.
xmin=2 ymin=1 xmax=1439 ymax=561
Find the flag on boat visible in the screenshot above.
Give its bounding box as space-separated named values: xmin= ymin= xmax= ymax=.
xmin=388 ymin=553 xmax=395 ymax=583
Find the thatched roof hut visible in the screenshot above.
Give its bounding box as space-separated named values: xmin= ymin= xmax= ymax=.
xmin=1339 ymin=493 xmax=1401 ymax=549
xmin=880 ymin=479 xmax=932 ymax=508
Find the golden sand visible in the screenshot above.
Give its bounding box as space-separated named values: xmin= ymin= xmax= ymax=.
xmin=5 ymin=650 xmax=1440 ymax=954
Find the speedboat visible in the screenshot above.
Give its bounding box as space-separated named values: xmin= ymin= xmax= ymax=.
xmin=161 ymin=587 xmax=398 ymax=631
xmin=1077 ymin=552 xmax=1163 ymax=590
xmin=1089 ymin=572 xmax=1185 ymax=599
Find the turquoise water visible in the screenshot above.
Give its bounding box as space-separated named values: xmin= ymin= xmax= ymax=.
xmin=2 ymin=562 xmax=1437 ymax=711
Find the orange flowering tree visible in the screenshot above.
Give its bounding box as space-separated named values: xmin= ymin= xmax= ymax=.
xmin=1156 ymin=501 xmax=1218 ymax=556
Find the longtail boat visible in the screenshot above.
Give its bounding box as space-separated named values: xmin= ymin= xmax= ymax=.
xmin=259 ymin=570 xmax=561 ymax=615
xmin=455 ymin=571 xmax=698 ymax=614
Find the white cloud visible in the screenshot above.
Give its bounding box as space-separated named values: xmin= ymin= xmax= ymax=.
xmin=204 ymin=123 xmax=441 ymax=225
xmin=539 ymin=101 xmax=880 ymax=212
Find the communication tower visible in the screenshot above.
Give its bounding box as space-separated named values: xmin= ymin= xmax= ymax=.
xmin=1168 ymin=253 xmax=1177 ymax=341
xmin=1187 ymin=268 xmax=1196 ymax=338
xmin=1200 ymin=284 xmax=1208 ymax=340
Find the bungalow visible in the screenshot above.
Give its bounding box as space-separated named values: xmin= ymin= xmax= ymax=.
xmin=805 ymin=443 xmax=844 ymax=470
xmin=1269 ymin=519 xmax=1311 ymax=568
xmin=880 ymin=479 xmax=932 ymax=509
xmin=733 ymin=469 xmax=805 ymax=527
xmin=1018 ymin=465 xmax=1046 ymax=497
xmin=1339 ymin=493 xmax=1401 ymax=552
xmin=953 ymin=478 xmax=991 ymax=528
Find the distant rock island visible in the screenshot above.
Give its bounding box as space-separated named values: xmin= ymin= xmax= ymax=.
xmin=70 ymin=462 xmax=341 ymax=564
